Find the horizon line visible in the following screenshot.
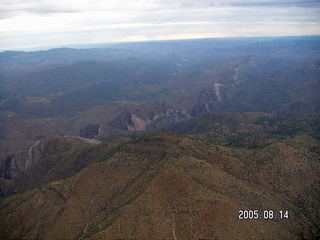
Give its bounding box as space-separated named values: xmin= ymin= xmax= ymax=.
xmin=1 ymin=34 xmax=320 ymax=53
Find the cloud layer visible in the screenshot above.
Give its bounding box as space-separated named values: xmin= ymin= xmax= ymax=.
xmin=0 ymin=0 xmax=319 ymax=50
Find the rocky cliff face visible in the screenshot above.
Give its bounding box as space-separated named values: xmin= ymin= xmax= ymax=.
xmin=23 ymin=136 xmax=100 ymax=171
xmin=0 ymin=155 xmax=18 ymax=180
xmin=110 ymin=102 xmax=190 ymax=131
xmin=191 ymin=84 xmax=234 ymax=116
xmin=110 ymin=110 xmax=153 ymax=131
xmin=0 ymin=136 xmax=101 ymax=197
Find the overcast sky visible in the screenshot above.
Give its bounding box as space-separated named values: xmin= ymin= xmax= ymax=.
xmin=1 ymin=0 xmax=320 ymax=50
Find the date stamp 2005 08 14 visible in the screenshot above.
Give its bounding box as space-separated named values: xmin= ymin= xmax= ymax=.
xmin=238 ymin=210 xmax=289 ymax=220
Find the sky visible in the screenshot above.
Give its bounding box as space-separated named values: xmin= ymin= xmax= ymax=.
xmin=0 ymin=0 xmax=320 ymax=50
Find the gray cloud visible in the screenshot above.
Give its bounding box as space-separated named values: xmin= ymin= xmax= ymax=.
xmin=0 ymin=0 xmax=319 ymax=50
xmin=0 ymin=0 xmax=85 ymax=18
xmin=153 ymin=0 xmax=320 ymax=8
xmin=1 ymin=0 xmax=319 ymax=18
xmin=228 ymin=0 xmax=320 ymax=7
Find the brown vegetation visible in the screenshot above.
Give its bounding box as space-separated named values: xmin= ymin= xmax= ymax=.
xmin=0 ymin=131 xmax=319 ymax=239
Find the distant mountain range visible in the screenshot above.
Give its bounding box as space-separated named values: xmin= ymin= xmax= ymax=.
xmin=0 ymin=36 xmax=319 ymax=239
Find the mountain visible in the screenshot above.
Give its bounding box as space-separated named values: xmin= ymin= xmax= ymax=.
xmin=1 ymin=36 xmax=319 ymax=161
xmin=0 ymin=36 xmax=320 ymax=239
xmin=0 ymin=129 xmax=319 ymax=239
xmin=189 ymin=57 xmax=320 ymax=116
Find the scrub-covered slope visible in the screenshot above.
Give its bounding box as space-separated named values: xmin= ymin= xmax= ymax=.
xmin=0 ymin=131 xmax=319 ymax=239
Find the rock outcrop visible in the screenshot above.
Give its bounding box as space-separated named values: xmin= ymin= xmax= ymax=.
xmin=191 ymin=83 xmax=232 ymax=116
xmin=0 ymin=155 xmax=18 ymax=180
xmin=0 ymin=136 xmax=101 ymax=197
xmin=110 ymin=102 xmax=190 ymax=131
xmin=80 ymin=124 xmax=101 ymax=139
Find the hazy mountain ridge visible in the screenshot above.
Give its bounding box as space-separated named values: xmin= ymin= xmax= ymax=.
xmin=190 ymin=58 xmax=320 ymax=115
xmin=0 ymin=48 xmax=139 ymax=73
xmin=0 ymin=36 xmax=320 ymax=176
xmin=168 ymin=112 xmax=320 ymax=148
